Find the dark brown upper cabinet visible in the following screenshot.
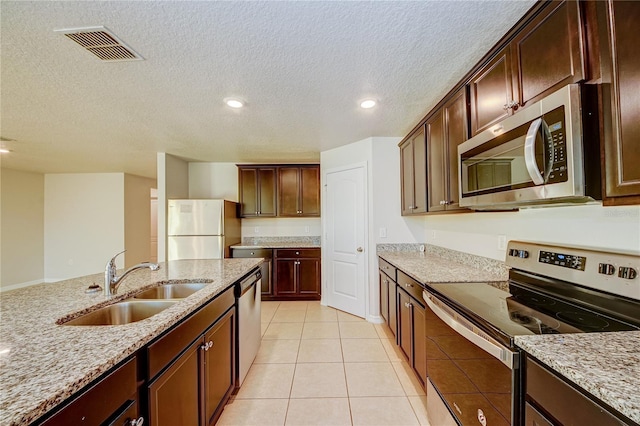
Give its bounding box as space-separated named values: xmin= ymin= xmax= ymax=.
xmin=426 ymin=88 xmax=469 ymax=213
xmin=511 ymin=0 xmax=585 ymax=108
xmin=469 ymin=0 xmax=585 ymax=137
xmin=400 ymin=126 xmax=427 ymax=215
xmin=278 ymin=165 xmax=320 ymax=217
xmin=596 ymin=0 xmax=640 ymax=205
xmin=238 ymin=166 xmax=277 ymax=218
xmin=469 ymin=45 xmax=516 ymax=136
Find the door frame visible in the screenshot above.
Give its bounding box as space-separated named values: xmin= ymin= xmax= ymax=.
xmin=321 ymin=161 xmax=369 ymax=319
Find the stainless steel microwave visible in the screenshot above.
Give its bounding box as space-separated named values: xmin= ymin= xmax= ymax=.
xmin=458 ymin=84 xmax=600 ymax=210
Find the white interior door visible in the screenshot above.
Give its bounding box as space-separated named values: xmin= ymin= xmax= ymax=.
xmin=324 ymin=165 xmax=367 ymax=318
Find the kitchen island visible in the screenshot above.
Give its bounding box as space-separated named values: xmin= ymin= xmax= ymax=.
xmin=0 ymin=258 xmax=262 ymax=425
xmin=516 ymin=332 xmax=640 ymax=424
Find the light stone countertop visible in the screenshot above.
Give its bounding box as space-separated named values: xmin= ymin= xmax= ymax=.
xmin=515 ymin=332 xmax=640 ymax=424
xmin=0 ymin=258 xmax=262 ymax=426
xmin=378 ymin=248 xmax=509 ymax=286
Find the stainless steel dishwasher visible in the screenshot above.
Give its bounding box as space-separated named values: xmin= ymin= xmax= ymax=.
xmin=235 ymin=269 xmax=262 ymax=386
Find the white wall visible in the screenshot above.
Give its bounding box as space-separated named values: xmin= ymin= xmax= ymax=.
xmin=44 ymin=173 xmax=125 ymax=281
xmin=424 ymin=204 xmax=640 ymax=260
xmin=124 ymin=174 xmax=157 ymax=268
xmin=1 ymin=168 xmax=45 ymax=289
xmin=189 ymin=162 xmax=239 ymax=200
xmin=157 ymin=153 xmax=189 ymax=262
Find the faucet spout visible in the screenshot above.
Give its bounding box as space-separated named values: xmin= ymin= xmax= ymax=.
xmin=104 ymin=250 xmax=161 ymax=296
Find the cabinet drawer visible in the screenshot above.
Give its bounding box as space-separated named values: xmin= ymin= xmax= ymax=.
xmin=232 ymin=248 xmax=273 ymax=259
xmin=147 ymin=287 xmax=234 ymax=379
xmin=275 ymin=248 xmax=320 ymax=259
xmin=397 ymin=271 xmax=425 ymax=305
xmin=378 ymin=258 xmax=397 ymax=282
xmin=41 ymin=357 xmax=137 ymax=426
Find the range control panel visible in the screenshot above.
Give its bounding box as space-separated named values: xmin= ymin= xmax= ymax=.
xmin=506 ymin=241 xmax=640 ymax=302
xmin=538 ymin=250 xmax=586 ymax=271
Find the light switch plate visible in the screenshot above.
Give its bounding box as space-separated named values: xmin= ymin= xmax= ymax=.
xmin=379 ymin=227 xmax=387 ymax=238
xmin=498 ymin=235 xmax=507 ymax=250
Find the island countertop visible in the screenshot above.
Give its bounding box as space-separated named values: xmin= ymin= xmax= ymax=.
xmin=515 ymin=332 xmax=640 ymax=424
xmin=0 ymin=258 xmax=262 ymax=426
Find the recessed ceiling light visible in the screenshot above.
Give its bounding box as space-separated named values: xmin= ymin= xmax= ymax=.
xmin=224 ymin=98 xmax=244 ymax=108
xmin=360 ymin=99 xmax=377 ymax=109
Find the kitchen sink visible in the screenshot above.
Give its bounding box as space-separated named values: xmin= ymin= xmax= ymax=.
xmin=133 ymin=283 xmax=209 ymax=299
xmin=63 ymin=300 xmax=177 ymax=326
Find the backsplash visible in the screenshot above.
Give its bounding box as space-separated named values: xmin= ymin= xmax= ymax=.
xmin=241 ymin=236 xmax=321 ymax=245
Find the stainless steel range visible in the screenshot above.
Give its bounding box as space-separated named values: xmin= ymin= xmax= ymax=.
xmin=422 ymin=241 xmax=640 ymax=426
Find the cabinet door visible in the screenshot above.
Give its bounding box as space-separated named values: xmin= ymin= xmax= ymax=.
xmin=512 ymin=0 xmax=584 ymax=108
xmin=397 ymin=288 xmax=412 ymax=362
xmin=388 ymin=279 xmax=397 ymax=338
xmin=258 ymin=168 xmax=277 ymax=217
xmin=469 ymin=45 xmax=516 ymax=135
xmin=412 ymin=302 xmax=427 ymax=387
xmin=298 ymin=258 xmax=321 ymax=296
xmin=400 ymin=128 xmax=427 ymax=215
xmin=239 ymin=168 xmax=258 ymax=217
xmin=443 ymin=88 xmax=469 ymax=211
xmin=426 ymin=110 xmax=446 ymax=212
xmin=274 ymin=259 xmax=296 ymax=296
xmin=379 ymin=271 xmax=389 ymax=324
xmin=148 ymin=339 xmax=201 ymax=426
xmin=278 ymin=167 xmax=299 ymax=216
xmin=299 ymin=166 xmax=320 ymax=216
xmin=600 ymin=0 xmax=640 ymax=202
xmin=203 ymin=308 xmax=236 ymax=426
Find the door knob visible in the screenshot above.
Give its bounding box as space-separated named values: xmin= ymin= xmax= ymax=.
xmin=357 ymin=247 xmax=364 ymax=253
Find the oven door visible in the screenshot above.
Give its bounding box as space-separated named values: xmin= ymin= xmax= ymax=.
xmin=423 ymin=290 xmax=520 ymax=426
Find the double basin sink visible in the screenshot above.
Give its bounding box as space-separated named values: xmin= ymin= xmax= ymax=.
xmin=63 ymin=283 xmax=209 ymax=326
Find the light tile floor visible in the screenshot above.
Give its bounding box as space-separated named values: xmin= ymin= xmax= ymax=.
xmin=217 ymin=301 xmax=430 ymax=426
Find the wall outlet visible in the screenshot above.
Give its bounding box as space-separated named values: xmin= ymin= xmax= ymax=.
xmin=497 ymin=235 xmax=507 ymax=250
xmin=379 ymin=227 xmax=387 ymax=238
xmin=430 ymin=230 xmax=437 ymax=240
xmin=254 ymin=226 xmax=260 ymax=234
xmin=305 ymin=226 xmax=310 ymax=233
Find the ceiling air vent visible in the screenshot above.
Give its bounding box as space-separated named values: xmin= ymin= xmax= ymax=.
xmin=55 ymin=26 xmax=143 ymax=62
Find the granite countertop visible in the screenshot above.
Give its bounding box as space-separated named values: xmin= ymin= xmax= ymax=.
xmin=515 ymin=332 xmax=640 ymax=423
xmin=378 ymin=245 xmax=509 ymax=286
xmin=0 ymin=258 xmax=262 ymax=426
xmin=232 ymin=236 xmax=321 ymax=249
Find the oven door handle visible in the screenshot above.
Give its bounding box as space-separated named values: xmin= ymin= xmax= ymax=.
xmin=423 ymin=291 xmax=513 ymax=369
xmin=524 ymin=117 xmax=545 ymax=185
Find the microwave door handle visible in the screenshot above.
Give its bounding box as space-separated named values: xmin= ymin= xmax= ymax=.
xmin=423 ymin=292 xmax=513 ymax=369
xmin=524 ymin=118 xmax=545 ymax=185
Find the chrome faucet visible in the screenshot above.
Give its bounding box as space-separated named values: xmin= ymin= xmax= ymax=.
xmin=105 ymin=250 xmax=160 ymax=296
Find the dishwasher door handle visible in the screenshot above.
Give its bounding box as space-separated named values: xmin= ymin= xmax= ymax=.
xmin=423 ymin=291 xmax=514 ymax=369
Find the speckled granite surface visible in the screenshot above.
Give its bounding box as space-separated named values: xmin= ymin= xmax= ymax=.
xmin=515 ymin=332 xmax=640 ymax=423
xmin=377 ymin=244 xmax=509 ymax=288
xmin=0 ymin=258 xmax=261 ymax=426
xmin=233 ymin=236 xmax=321 ymax=249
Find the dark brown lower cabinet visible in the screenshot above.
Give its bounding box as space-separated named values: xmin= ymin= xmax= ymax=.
xmin=396 ymin=273 xmax=427 ymax=387
xmin=273 ymin=249 xmax=321 ymax=300
xmin=231 ymin=248 xmax=273 ymax=299
xmin=148 ymin=307 xmax=235 ymax=426
xmin=379 ymin=270 xmax=398 ymax=339
xmin=40 ymin=356 xmax=140 ymax=426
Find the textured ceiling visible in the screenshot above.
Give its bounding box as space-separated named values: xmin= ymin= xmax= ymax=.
xmin=0 ymin=0 xmax=536 ymax=179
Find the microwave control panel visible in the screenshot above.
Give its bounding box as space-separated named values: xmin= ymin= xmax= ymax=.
xmin=544 ymin=106 xmax=568 ymax=184
xmin=538 ymin=250 xmax=586 ymax=271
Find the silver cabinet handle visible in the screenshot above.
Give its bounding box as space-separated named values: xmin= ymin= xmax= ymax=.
xmin=295 ymin=251 xmax=300 ymax=255
xmin=404 ymin=302 xmax=411 ymax=308
xmin=357 ymin=247 xmax=364 ymax=253
xmin=201 ymin=340 xmax=214 ymax=351
xmin=128 ymin=417 xmax=144 ymax=426
xmin=405 ymin=283 xmax=414 ymax=288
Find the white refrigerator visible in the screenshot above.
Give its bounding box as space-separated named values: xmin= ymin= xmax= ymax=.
xmin=167 ymin=199 xmax=241 ymax=260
